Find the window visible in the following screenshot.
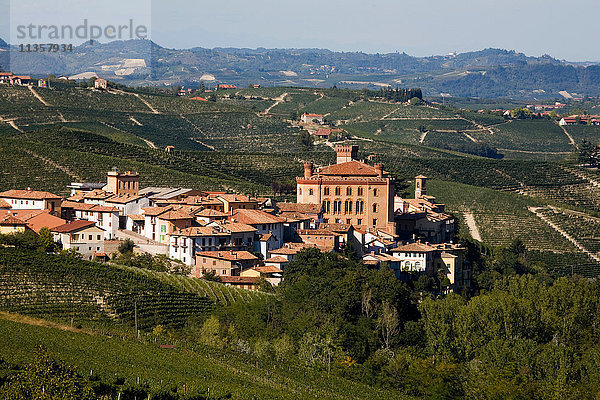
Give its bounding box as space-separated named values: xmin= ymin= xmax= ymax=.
xmin=96 ymin=235 xmax=101 ymax=240
xmin=160 ymin=225 xmax=166 ymax=233
xmin=88 ymin=234 xmax=92 ymax=240
xmin=333 ymin=200 xmax=342 ymax=214
xmin=212 ymin=260 xmax=216 ymax=266
xmin=335 ymin=219 xmax=341 ymax=223
xmin=357 ymin=218 xmax=362 ymax=225
xmin=356 ymin=200 xmax=364 ymax=214
xmin=357 ymin=187 xmax=363 ymax=196
xmin=344 ymin=200 xmax=352 ymax=214
xmin=323 ymin=218 xmax=329 ymax=223
xmin=262 ymin=224 xmax=266 ymax=231
xmin=323 ymin=200 xmax=331 ymax=214
xmin=298 ymin=188 xmax=302 ymax=195
xmin=373 ymin=188 xmax=378 ymax=196
xmin=222 ymin=270 xmax=227 ymax=275
xmin=372 ymin=203 xmax=378 ymax=213
xmin=372 ymin=218 xmax=378 ymax=226
xmin=346 ymin=187 xmax=352 ymax=196
xmin=346 ymin=219 xmax=351 ymax=224
xmin=335 ymin=187 xmax=341 ymax=196
xmin=323 ymin=187 xmax=330 ymax=195
xmin=309 ymin=188 xmax=314 ymax=195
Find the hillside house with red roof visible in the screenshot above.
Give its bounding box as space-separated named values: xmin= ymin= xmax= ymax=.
xmin=0 ymin=189 xmax=62 ymax=216
xmin=51 ymin=220 xmax=105 ymax=260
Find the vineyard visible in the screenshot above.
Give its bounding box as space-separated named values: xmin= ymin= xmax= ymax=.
xmin=0 ymin=247 xmax=223 ymax=330
xmin=0 ymin=317 xmax=406 ymax=399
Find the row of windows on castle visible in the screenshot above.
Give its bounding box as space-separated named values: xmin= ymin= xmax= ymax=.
xmin=299 ymin=187 xmax=380 ymax=197
xmin=322 ymin=200 xmax=379 ymax=215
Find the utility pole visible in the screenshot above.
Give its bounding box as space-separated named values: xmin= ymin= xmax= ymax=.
xmin=134 ymin=299 xmax=138 ymax=338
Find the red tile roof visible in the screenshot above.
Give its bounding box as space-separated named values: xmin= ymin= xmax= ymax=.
xmin=230 ymin=209 xmax=285 ymax=225
xmin=0 ymin=214 xmax=28 ymax=226
xmin=318 ymin=160 xmax=379 ymax=177
xmin=276 ymin=202 xmax=322 ymax=214
xmin=51 ymin=220 xmax=98 ymax=233
xmin=220 ymin=276 xmax=259 ymax=285
xmin=390 ymin=242 xmax=436 ymax=253
xmin=196 ymin=251 xmax=258 ymax=261
xmin=0 ymin=199 xmax=11 ymax=209
xmin=0 ymin=189 xmax=61 ymax=200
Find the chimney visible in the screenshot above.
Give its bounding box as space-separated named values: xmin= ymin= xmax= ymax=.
xmin=374 ymin=163 xmax=384 ymax=178
xmin=304 ymin=162 xmax=313 ymax=178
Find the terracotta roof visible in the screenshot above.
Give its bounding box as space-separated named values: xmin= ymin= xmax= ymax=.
xmin=390 ymin=242 xmax=436 ymax=253
xmin=158 ymin=210 xmax=194 ymax=221
xmin=127 ymin=214 xmax=145 ymax=221
xmin=0 ymin=214 xmax=27 ymax=226
xmin=230 ymin=209 xmax=285 ymax=225
xmin=217 ymin=194 xmax=256 ymax=203
xmin=259 ymin=233 xmax=274 ymax=241
xmin=264 ymin=256 xmax=289 ymax=263
xmin=276 ymin=202 xmax=322 ymax=214
xmin=297 ymin=229 xmax=336 ymax=236
xmin=51 ymin=220 xmax=98 ymax=233
xmin=105 ymin=194 xmax=144 ymax=204
xmin=142 ymin=207 xmax=171 ymax=217
xmin=20 ymin=211 xmax=66 ymax=233
xmin=173 ymin=226 xmax=228 ymax=237
xmin=220 ymin=276 xmax=259 ymax=284
xmin=0 ymin=199 xmax=10 ymax=208
xmin=196 ymin=251 xmax=258 ymax=261
xmin=83 ymin=190 xmax=113 ymax=200
xmin=196 ymin=209 xmax=227 ymax=217
xmin=213 ymin=221 xmax=257 ymax=233
xmin=318 ymin=160 xmax=380 ymax=177
xmin=255 ymin=265 xmax=283 ymax=274
xmin=0 ymin=189 xmax=61 ymax=200
xmin=317 ymin=223 xmax=352 ymax=232
xmin=61 ymin=201 xmax=118 ymax=213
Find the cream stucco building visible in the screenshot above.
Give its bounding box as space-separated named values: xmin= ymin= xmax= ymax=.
xmin=296 ymin=145 xmax=395 ymax=234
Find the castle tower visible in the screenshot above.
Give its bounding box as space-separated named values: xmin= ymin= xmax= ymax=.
xmin=335 ymin=145 xmax=358 ymax=164
xmin=415 ymin=175 xmax=427 ymax=198
xmin=304 ymin=162 xmax=314 ymax=178
xmin=105 ymin=169 xmax=139 ymax=196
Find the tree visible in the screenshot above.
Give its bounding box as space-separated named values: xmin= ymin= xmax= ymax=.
xmin=0 ymin=346 xmax=94 ymax=400
xmin=378 ymin=301 xmax=399 ymax=349
xmin=298 ymin=130 xmax=313 ymax=148
xmin=118 ymin=238 xmax=135 ymax=255
xmin=38 ymin=227 xmax=56 ymax=253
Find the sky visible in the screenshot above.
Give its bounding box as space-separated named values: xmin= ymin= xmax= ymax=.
xmin=0 ymin=0 xmax=598 ymax=61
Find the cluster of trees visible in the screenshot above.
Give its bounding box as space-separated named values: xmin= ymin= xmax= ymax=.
xmin=579 ymin=139 xmax=600 ymax=165
xmin=376 ymin=88 xmax=423 ymax=103
xmin=436 ymin=140 xmax=504 ymax=159
xmin=0 ymin=228 xmax=55 ymax=253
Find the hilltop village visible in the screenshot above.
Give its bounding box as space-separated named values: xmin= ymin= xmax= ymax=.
xmin=0 ymin=145 xmax=469 ymax=292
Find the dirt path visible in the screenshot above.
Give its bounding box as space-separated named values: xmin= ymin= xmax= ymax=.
xmin=380 ymin=107 xmax=401 ymax=120
xmin=463 ymin=132 xmax=478 ymax=142
xmin=559 ymin=125 xmax=577 ymax=148
xmin=23 ymin=149 xmax=82 ymax=181
xmin=6 ymin=120 xmax=24 ymax=133
xmin=0 ymin=311 xmax=95 ymax=335
xmin=263 ymin=92 xmax=288 ymax=114
xmin=28 ymin=86 xmax=50 ymax=106
xmin=129 ymin=116 xmax=143 ymax=126
xmin=179 ymin=114 xmax=216 ymax=150
xmin=528 ymin=206 xmax=600 ymax=263
xmin=463 ymin=212 xmax=482 ymax=241
xmin=133 ymin=93 xmax=160 ymax=114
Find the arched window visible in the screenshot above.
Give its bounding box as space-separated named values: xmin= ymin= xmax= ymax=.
xmin=309 ymin=188 xmax=314 ymax=195
xmin=335 ymin=187 xmax=341 ymax=196
xmin=373 ymin=188 xmax=378 ymax=197
xmin=323 ymin=200 xmax=331 ymax=214
xmin=324 ymin=187 xmax=330 ymax=196
xmin=344 ymin=200 xmax=353 ymax=214
xmin=372 ymin=203 xmax=378 ymax=213
xmin=333 ymin=200 xmax=342 ymax=214
xmin=356 ymin=200 xmax=364 ymax=214
xmin=346 ymin=187 xmax=352 ymax=196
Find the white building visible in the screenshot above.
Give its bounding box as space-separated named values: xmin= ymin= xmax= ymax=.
xmin=51 ymin=220 xmax=105 ymax=260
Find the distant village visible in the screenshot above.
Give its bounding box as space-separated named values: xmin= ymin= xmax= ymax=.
xmin=0 ymin=145 xmax=470 ymax=292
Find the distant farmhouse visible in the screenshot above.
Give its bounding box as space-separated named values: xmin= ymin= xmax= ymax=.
xmin=301 ymin=113 xmax=324 ymax=124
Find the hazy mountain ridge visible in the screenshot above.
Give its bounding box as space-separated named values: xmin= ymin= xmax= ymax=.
xmin=0 ymin=38 xmax=598 ymax=99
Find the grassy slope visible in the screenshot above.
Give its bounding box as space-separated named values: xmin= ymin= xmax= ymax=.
xmin=0 ymin=316 xmax=408 ymax=400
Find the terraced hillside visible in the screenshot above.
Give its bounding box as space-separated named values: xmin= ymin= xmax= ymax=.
xmin=0 ymin=248 xmax=263 ymax=331
xmin=2 ymin=83 xmax=600 ymax=277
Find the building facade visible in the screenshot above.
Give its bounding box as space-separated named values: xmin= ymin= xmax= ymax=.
xmin=296 ymin=145 xmax=396 ymax=234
